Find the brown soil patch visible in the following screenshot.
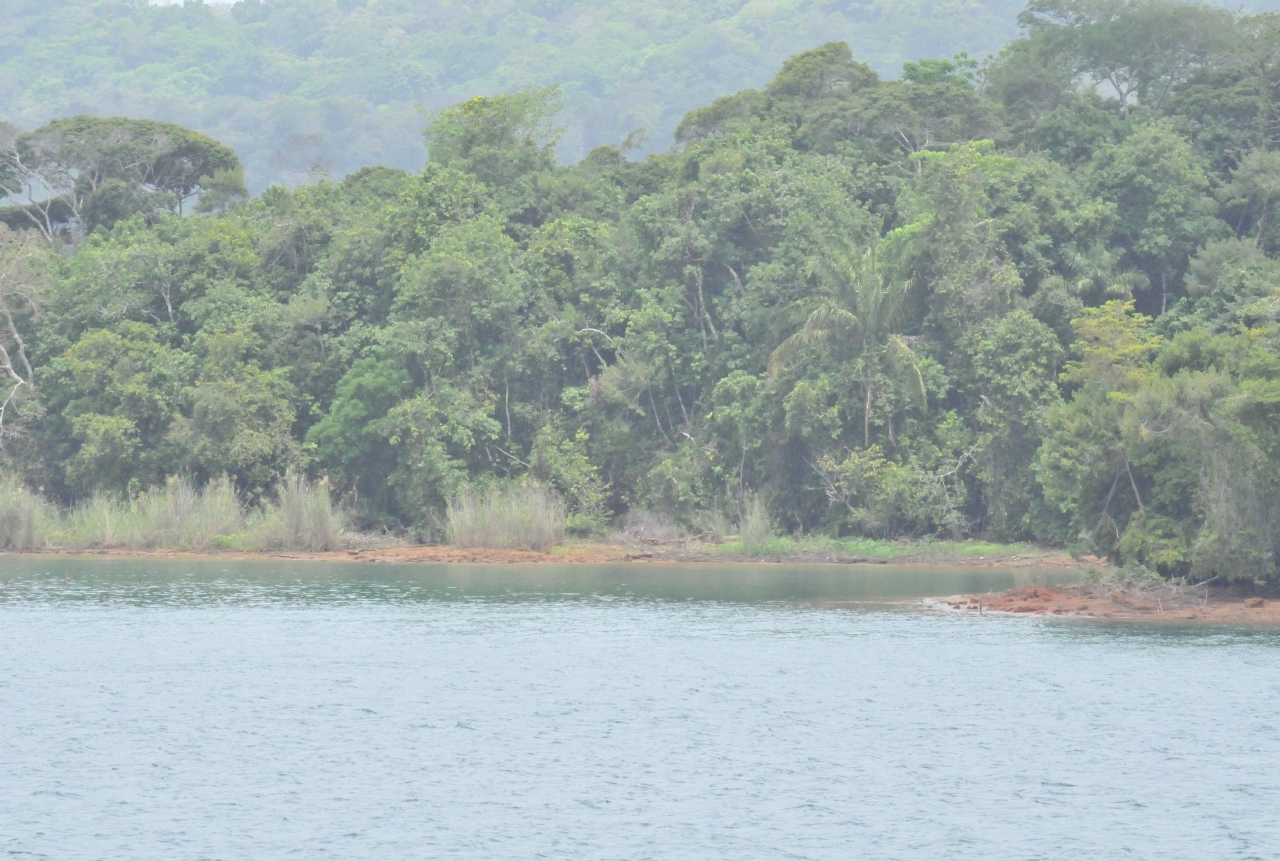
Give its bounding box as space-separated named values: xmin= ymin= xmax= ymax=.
xmin=931 ymin=585 xmax=1280 ymax=624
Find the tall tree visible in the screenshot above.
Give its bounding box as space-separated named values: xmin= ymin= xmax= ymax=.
xmin=1020 ymin=0 xmax=1234 ymax=118
xmin=0 ymin=116 xmax=244 ymax=242
xmin=769 ymin=234 xmax=926 ymax=448
xmin=0 ymin=225 xmax=47 ymax=446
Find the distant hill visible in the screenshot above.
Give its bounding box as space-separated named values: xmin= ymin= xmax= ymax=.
xmin=3 ymin=0 xmax=1277 ymax=190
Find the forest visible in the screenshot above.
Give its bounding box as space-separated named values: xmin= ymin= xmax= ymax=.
xmin=2 ymin=0 xmax=1280 ymax=581
xmin=3 ymin=0 xmax=1041 ymax=189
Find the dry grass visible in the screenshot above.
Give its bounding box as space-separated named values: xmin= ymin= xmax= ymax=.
xmin=250 ymin=474 xmax=346 ymax=551
xmin=448 ymin=483 xmax=566 ymax=551
xmin=57 ymin=476 xmax=244 ymax=549
xmin=0 ymin=475 xmax=54 ymax=551
xmin=44 ymin=474 xmax=348 ymax=551
xmin=735 ymin=494 xmax=776 ymax=555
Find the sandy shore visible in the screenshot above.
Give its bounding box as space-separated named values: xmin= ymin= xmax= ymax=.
xmin=928 ymin=585 xmax=1280 ymax=624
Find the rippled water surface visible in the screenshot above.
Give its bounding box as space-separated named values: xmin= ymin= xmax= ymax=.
xmin=2 ymin=558 xmax=1278 ymax=860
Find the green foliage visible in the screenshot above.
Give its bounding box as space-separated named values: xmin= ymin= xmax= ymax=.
xmin=3 ymin=5 xmax=1280 ymax=580
xmin=424 ymin=90 xmax=563 ymax=190
xmin=0 ymin=0 xmax=1033 ymax=190
xmin=530 ymin=423 xmax=607 ymax=535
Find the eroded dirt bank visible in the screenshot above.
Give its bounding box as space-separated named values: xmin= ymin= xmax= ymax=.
xmin=929 ymin=585 xmax=1280 ymax=624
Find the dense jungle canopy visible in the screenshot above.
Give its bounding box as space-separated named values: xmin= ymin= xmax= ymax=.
xmin=3 ymin=0 xmax=1280 ymax=581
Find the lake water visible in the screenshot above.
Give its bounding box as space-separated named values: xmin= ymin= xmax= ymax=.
xmin=2 ymin=558 xmax=1279 ymax=860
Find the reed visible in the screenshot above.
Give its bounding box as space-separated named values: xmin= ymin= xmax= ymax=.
xmin=447 ymin=483 xmax=566 ymax=551
xmin=735 ymin=493 xmax=777 ymax=555
xmin=0 ymin=475 xmax=53 ymax=551
xmin=58 ymin=476 xmax=245 ymax=549
xmin=250 ymin=474 xmax=345 ymax=551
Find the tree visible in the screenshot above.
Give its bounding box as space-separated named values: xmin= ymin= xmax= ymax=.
xmin=1217 ymin=148 xmax=1280 ymax=250
xmin=423 ymin=88 xmax=563 ymax=190
xmin=1038 ymin=300 xmax=1162 ymax=554
xmin=306 ymin=357 xmax=412 ymax=511
xmin=769 ymin=234 xmax=926 ymax=448
xmin=0 ymin=117 xmax=244 ymax=242
xmin=0 ymin=226 xmax=47 ymax=446
xmin=1087 ymin=120 xmax=1225 ymax=312
xmin=963 ymin=311 xmax=1064 ymax=536
xmin=43 ymin=323 xmax=195 ymax=497
xmin=1020 ymin=0 xmax=1234 ymax=119
xmin=166 ymin=330 xmax=301 ymax=495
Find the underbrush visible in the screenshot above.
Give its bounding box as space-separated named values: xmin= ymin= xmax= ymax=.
xmin=447 ymin=483 xmax=566 ymax=551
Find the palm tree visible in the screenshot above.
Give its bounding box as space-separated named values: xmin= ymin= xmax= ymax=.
xmin=1042 ymin=243 xmax=1150 ymax=303
xmin=769 ymin=235 xmax=926 ymax=448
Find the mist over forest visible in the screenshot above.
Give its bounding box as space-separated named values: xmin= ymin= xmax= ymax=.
xmin=3 ymin=0 xmax=1280 ymax=582
xmin=15 ymin=0 xmax=1276 ymax=190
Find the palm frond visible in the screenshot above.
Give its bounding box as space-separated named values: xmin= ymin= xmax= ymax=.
xmin=886 ymin=334 xmax=927 ymax=410
xmin=1107 ymin=269 xmax=1149 ymax=299
xmin=806 ymin=236 xmax=863 ymax=307
xmin=1036 ymin=273 xmax=1074 ymax=295
xmin=768 ymin=330 xmax=815 ymax=377
xmin=768 ymin=305 xmax=863 ymax=377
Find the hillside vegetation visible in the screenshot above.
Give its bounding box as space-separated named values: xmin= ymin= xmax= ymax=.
xmin=2 ymin=0 xmax=1280 ymax=581
xmin=4 ymin=0 xmax=1036 ymax=189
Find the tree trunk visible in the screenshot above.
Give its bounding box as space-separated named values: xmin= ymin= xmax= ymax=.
xmin=864 ymin=382 xmax=874 ymax=448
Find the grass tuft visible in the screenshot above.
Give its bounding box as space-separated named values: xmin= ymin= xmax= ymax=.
xmin=0 ymin=475 xmax=53 ymax=551
xmin=735 ymin=494 xmax=776 ymax=556
xmin=251 ymin=474 xmax=345 ymax=551
xmin=448 ymin=483 xmax=566 ymax=551
xmin=58 ymin=476 xmax=245 ymax=550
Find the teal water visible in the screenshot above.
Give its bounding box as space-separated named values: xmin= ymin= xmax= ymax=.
xmin=2 ymin=559 xmax=1278 ymax=860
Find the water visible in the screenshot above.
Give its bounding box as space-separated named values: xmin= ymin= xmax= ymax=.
xmin=2 ymin=559 xmax=1278 ymax=860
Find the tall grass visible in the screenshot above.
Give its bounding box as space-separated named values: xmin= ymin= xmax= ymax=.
xmin=251 ymin=474 xmax=345 ymax=551
xmin=0 ymin=475 xmax=53 ymax=551
xmin=58 ymin=476 xmax=245 ymax=549
xmin=51 ymin=474 xmax=347 ymax=551
xmin=736 ymin=493 xmax=776 ymax=555
xmin=448 ymin=483 xmax=566 ymax=551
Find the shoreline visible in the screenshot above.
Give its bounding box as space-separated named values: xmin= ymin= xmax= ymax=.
xmin=2 ymin=541 xmax=1093 ymax=570
xmin=6 ymin=544 xmax=1277 ymax=623
xmin=929 ymin=585 xmax=1280 ymax=624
